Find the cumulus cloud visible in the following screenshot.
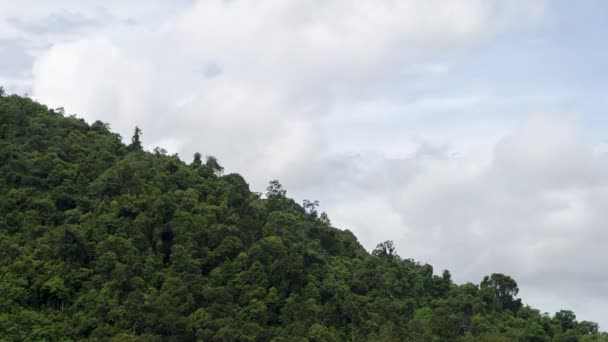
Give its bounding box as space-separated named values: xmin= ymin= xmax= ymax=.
xmin=326 ymin=115 xmax=608 ymax=325
xmin=31 ymin=0 xmax=544 ymax=187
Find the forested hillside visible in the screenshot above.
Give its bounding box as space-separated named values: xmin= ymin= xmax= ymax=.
xmin=0 ymin=92 xmax=606 ymax=341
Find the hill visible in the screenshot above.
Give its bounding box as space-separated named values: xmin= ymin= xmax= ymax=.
xmin=0 ymin=92 xmax=606 ymax=341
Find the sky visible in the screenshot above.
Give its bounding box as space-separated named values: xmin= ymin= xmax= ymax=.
xmin=2 ymin=0 xmax=608 ymax=327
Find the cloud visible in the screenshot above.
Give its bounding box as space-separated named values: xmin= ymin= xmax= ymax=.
xmin=0 ymin=39 xmax=33 ymax=78
xmin=325 ymin=115 xmax=608 ymax=326
xmin=7 ymin=9 xmax=110 ymax=36
xmin=31 ymin=0 xmax=544 ymax=186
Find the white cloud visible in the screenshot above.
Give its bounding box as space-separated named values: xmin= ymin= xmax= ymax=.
xmin=325 ymin=115 xmax=608 ymax=326
xmin=30 ymin=0 xmax=544 ymax=187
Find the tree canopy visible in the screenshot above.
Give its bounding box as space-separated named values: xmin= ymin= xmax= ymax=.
xmin=0 ymin=93 xmax=606 ymax=341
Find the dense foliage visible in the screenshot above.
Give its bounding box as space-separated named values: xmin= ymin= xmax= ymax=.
xmin=0 ymin=93 xmax=606 ymax=341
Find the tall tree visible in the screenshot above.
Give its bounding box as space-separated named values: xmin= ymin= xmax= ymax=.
xmin=372 ymin=240 xmax=398 ymax=259
xmin=192 ymin=152 xmax=202 ymax=167
xmin=205 ymin=155 xmax=223 ymax=176
xmin=129 ymin=126 xmax=143 ymax=151
xmin=481 ymin=273 xmax=522 ymax=311
xmin=266 ymin=180 xmax=286 ymax=198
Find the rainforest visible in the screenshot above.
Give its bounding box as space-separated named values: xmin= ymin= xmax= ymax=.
xmin=1 ymin=92 xmax=606 ymax=341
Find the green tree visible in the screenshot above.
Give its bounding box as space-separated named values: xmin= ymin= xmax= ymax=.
xmin=266 ymin=180 xmax=286 ymax=198
xmin=205 ymin=155 xmax=223 ymax=176
xmin=554 ymin=310 xmax=577 ymax=332
xmin=481 ymin=273 xmax=522 ymax=311
xmin=192 ymin=152 xmax=202 ymax=167
xmin=128 ymin=126 xmax=143 ymax=151
xmin=303 ymin=199 xmax=319 ymax=218
xmin=372 ymin=240 xmax=398 ymax=259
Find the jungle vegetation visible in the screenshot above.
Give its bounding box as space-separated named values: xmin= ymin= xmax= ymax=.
xmin=0 ymin=91 xmax=606 ymax=341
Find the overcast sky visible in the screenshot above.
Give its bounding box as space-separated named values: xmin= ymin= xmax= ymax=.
xmin=2 ymin=0 xmax=608 ymax=327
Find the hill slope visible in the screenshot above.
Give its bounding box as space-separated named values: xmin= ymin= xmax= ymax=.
xmin=0 ymin=93 xmax=606 ymax=341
